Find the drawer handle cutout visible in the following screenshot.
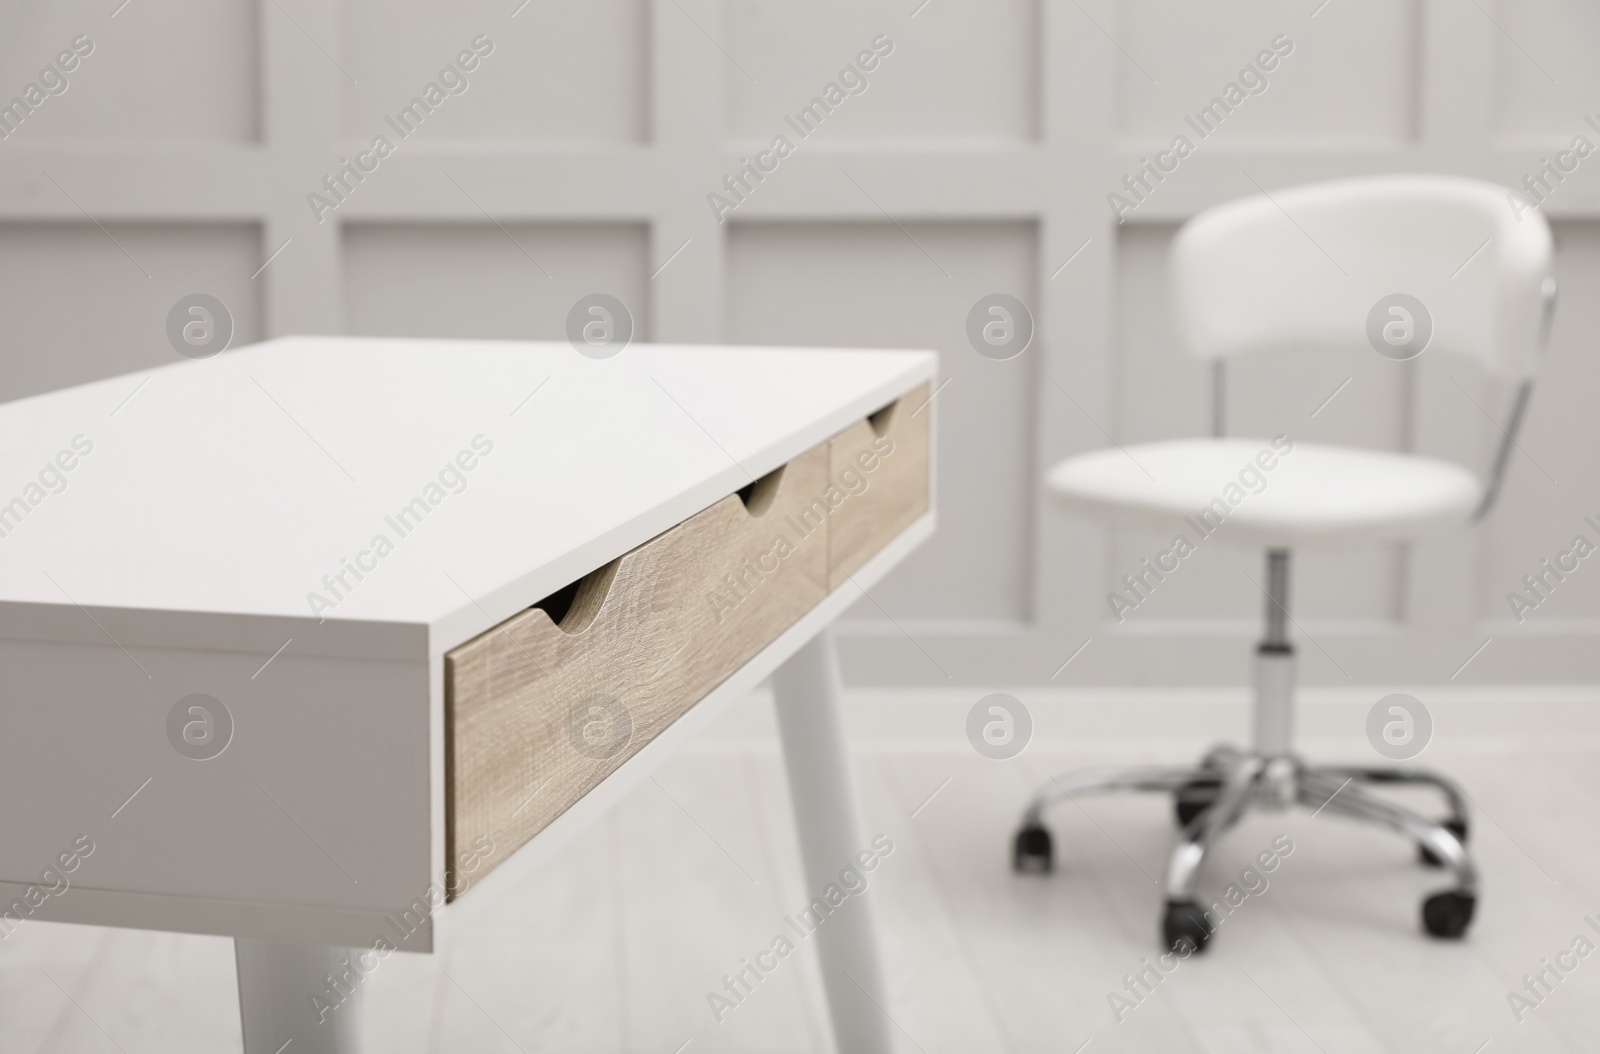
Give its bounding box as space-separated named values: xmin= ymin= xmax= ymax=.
xmin=530 ymin=559 xmax=620 ymax=635
xmin=736 ymin=464 xmax=787 ymax=516
xmin=867 ymin=399 xmax=898 ymax=436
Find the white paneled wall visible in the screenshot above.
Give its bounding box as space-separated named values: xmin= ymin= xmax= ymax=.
xmin=342 ymin=223 xmax=649 ymax=340
xmin=0 ymin=0 xmax=1596 ymax=688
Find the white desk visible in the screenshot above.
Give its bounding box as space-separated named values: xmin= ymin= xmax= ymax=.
xmin=0 ymin=336 xmax=935 ymax=1053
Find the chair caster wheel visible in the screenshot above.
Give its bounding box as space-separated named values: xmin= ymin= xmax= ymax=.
xmin=1173 ymin=780 xmax=1221 ymax=828
xmin=1419 ymin=819 xmax=1468 ymax=867
xmin=1422 ymin=890 xmax=1476 ymax=938
xmin=1013 ymin=824 xmax=1053 ymax=874
xmin=1162 ymin=900 xmax=1212 ymax=954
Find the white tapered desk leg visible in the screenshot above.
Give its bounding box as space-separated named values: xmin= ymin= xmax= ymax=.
xmin=772 ymin=629 xmax=895 ymax=1054
xmin=235 ymin=938 xmax=363 ymax=1054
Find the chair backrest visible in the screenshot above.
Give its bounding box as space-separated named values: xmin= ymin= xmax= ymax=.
xmin=1170 ymin=175 xmax=1553 ymax=379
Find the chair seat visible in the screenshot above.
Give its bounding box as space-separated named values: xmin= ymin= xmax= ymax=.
xmin=1046 ymin=438 xmax=1481 ymax=548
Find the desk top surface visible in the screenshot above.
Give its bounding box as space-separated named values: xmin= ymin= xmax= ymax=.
xmin=0 ymin=337 xmax=934 ymax=656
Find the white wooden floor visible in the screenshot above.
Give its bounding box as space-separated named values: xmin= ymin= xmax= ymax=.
xmin=4 ymin=686 xmax=1599 ymax=1053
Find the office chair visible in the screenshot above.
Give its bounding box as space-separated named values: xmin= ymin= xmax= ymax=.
xmin=1012 ymin=175 xmax=1556 ymax=952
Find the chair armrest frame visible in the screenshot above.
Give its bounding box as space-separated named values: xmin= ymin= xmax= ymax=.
xmin=1471 ymin=276 xmax=1557 ymax=523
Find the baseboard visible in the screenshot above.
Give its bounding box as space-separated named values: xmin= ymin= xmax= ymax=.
xmin=684 ymin=683 xmax=1600 ymax=754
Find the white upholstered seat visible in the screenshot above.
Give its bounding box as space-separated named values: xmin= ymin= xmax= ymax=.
xmin=1046 ymin=437 xmax=1480 ymax=549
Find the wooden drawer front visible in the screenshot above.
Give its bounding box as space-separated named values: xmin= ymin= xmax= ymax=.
xmin=446 ymin=444 xmax=830 ymax=891
xmin=826 ymin=383 xmax=931 ymax=589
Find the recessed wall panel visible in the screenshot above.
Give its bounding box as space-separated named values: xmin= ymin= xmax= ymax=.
xmin=724 ymin=0 xmax=1038 ymax=142
xmin=342 ymin=223 xmax=648 ymax=341
xmin=341 ymin=0 xmax=647 ymax=144
xmin=0 ymin=0 xmax=258 ymax=143
xmin=1113 ymin=0 xmax=1414 ymax=147
xmin=727 ymin=221 xmax=1036 ymax=623
xmin=1491 ymin=0 xmax=1600 ymax=146
xmin=0 ymin=223 xmax=263 ymax=401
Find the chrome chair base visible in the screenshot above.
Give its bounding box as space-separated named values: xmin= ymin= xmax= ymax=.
xmin=1013 ymin=745 xmax=1478 ymax=952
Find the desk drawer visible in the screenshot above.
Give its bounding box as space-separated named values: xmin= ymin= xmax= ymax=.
xmin=826 ymin=383 xmax=931 ymax=589
xmin=446 ymin=444 xmax=830 ymax=892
